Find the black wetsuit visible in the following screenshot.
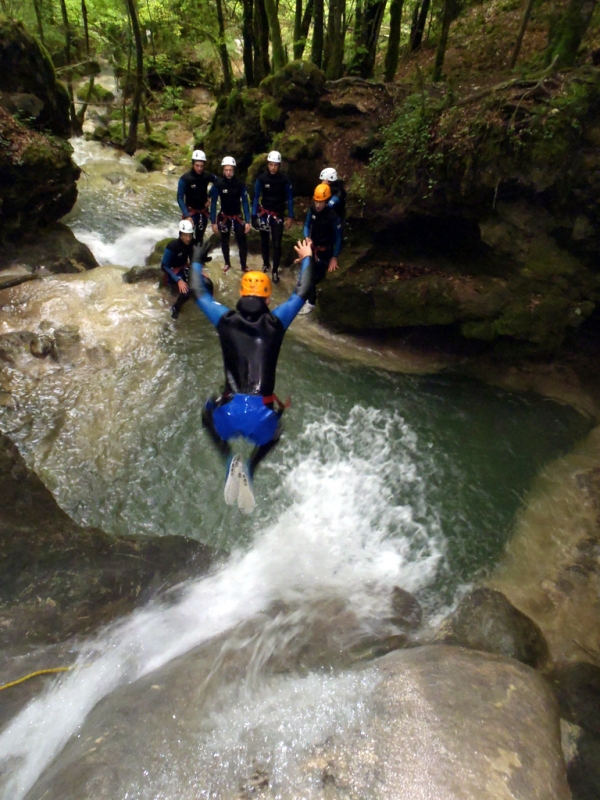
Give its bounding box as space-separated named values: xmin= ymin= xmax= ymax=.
xmin=252 ymin=171 xmax=294 ymax=274
xmin=161 ymin=237 xmax=194 ymax=313
xmin=328 ymin=179 xmax=347 ymax=220
xmin=210 ymin=176 xmax=251 ymax=271
xmin=303 ymin=205 xmax=343 ymax=305
xmin=177 ymin=170 xmax=217 ymax=244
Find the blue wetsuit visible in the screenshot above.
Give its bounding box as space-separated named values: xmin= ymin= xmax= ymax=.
xmin=303 ymin=205 xmax=342 ymax=306
xmin=191 ymin=255 xmax=313 ymax=469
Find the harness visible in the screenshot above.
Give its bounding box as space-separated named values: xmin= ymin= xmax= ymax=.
xmin=184 ymin=208 xmax=210 ymax=231
xmin=257 ymin=206 xmax=283 ymax=233
xmin=217 ymin=390 xmax=291 ymax=414
xmin=217 ymin=211 xmax=245 ymax=233
xmin=262 ymin=393 xmax=291 ymax=412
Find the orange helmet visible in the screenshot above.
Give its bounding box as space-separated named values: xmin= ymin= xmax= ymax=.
xmin=240 ymin=270 xmax=272 ymax=299
xmin=313 ymin=183 xmax=332 ymax=202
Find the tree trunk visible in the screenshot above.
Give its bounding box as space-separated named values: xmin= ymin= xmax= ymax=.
xmin=58 ymin=0 xmax=78 ymax=132
xmin=123 ymin=0 xmax=144 ymax=155
xmin=297 ymin=0 xmax=314 ymax=58
xmin=325 ymin=0 xmax=344 ymax=78
xmin=384 ymin=0 xmax=404 ymax=81
xmin=215 ymin=0 xmax=233 ymax=92
xmin=349 ymin=0 xmax=388 ymax=77
xmin=311 ymin=0 xmax=324 ymax=67
xmin=546 ymin=0 xmax=595 ymax=67
xmin=411 ymin=0 xmax=432 ymax=50
xmin=81 ymin=0 xmax=90 ymax=56
xmin=264 ymin=0 xmax=287 ymax=71
xmin=510 ymin=0 xmax=535 ymax=68
xmin=432 ymin=0 xmax=461 ymax=80
xmin=253 ymin=0 xmax=270 ymax=82
xmin=32 ymin=0 xmax=45 ymax=45
xmin=242 ymin=0 xmax=255 ymax=85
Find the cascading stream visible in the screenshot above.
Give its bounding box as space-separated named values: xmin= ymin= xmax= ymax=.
xmin=0 ymin=139 xmax=592 ymax=799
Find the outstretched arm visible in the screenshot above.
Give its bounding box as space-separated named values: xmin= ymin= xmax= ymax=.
xmin=272 ymin=240 xmax=314 ymax=329
xmin=190 ymin=261 xmax=229 ymax=326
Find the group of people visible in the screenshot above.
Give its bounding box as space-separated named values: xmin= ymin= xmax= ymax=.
xmin=161 ymin=149 xmax=346 ymax=318
xmin=159 ymin=148 xmax=347 ymax=512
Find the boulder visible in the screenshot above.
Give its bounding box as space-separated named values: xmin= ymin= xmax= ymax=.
xmin=0 ymin=432 xmax=216 ymax=648
xmin=434 ymin=587 xmax=550 ymax=668
xmin=0 ymin=223 xmax=97 ymax=273
xmin=315 ymin=645 xmax=571 ymax=799
xmin=0 ymin=17 xmax=70 ymax=136
xmin=552 ymin=661 xmax=600 ymax=735
xmin=260 ymin=60 xmax=326 ymax=110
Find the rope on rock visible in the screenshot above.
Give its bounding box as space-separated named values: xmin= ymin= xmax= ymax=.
xmin=0 ymin=666 xmax=74 ymax=691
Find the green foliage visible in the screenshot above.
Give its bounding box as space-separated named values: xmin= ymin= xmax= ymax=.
xmin=159 ymin=86 xmax=185 ymax=113
xmin=369 ymin=92 xmax=446 ymax=196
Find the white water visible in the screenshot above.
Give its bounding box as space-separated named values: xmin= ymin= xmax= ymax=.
xmin=0 ymin=408 xmax=443 ymax=800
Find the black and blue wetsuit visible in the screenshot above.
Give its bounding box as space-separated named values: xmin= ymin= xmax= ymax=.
xmin=327 ymin=179 xmax=347 ymax=221
xmin=191 ymin=254 xmax=313 ymax=474
xmin=177 ymin=169 xmax=217 ymax=243
xmin=303 ymin=205 xmax=342 ymax=306
xmin=252 ymin=171 xmax=294 ymax=275
xmin=161 ymin=237 xmax=194 ymax=314
xmin=209 ymin=176 xmax=251 ymax=271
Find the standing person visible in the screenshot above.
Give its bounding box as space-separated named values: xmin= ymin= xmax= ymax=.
xmin=177 ymin=150 xmax=217 ymax=245
xmin=319 ymin=167 xmax=347 ymax=226
xmin=301 ymin=183 xmax=342 ymax=315
xmin=189 ymin=239 xmax=315 ymax=513
xmin=210 ymin=156 xmax=251 ymax=273
xmin=161 ymin=219 xmax=195 ymax=319
xmin=251 ymin=150 xmax=294 ymax=284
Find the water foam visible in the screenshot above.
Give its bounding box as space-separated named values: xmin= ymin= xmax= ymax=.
xmin=0 ymin=407 xmax=443 ymax=800
xmin=72 ymin=222 xmax=178 ymax=267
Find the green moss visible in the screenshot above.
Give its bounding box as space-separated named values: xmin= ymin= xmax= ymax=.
xmin=136 ymin=150 xmax=162 ymax=171
xmin=76 ymin=83 xmax=114 ymax=103
xmin=259 ymin=100 xmax=286 ymax=135
xmin=271 ymin=131 xmax=322 ymax=160
xmin=260 ymin=60 xmax=325 ymax=109
xmin=145 ymin=130 xmax=170 ymax=150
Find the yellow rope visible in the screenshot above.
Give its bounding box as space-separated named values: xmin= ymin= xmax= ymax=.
xmin=0 ymin=666 xmax=74 ymax=691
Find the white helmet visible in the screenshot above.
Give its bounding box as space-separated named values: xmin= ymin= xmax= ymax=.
xmin=221 ymin=156 xmax=236 ymax=167
xmin=267 ymin=150 xmax=282 ymax=163
xmin=179 ymin=219 xmax=195 ymax=235
xmin=192 ymin=149 xmax=206 ymax=162
xmin=320 ymin=167 xmax=338 ymax=182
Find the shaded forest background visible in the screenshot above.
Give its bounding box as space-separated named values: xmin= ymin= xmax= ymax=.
xmin=4 ymin=0 xmax=600 ymax=155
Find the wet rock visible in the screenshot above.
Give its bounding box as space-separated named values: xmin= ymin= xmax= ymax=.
xmin=103 ymin=171 xmax=127 ymax=185
xmin=30 ymin=333 xmax=56 ymax=359
xmin=434 ymin=587 xmax=550 ymax=668
xmin=566 ymin=729 xmax=600 ymax=800
xmin=552 ymin=661 xmax=600 ymax=735
xmin=0 ymin=432 xmax=217 ymax=647
xmin=0 ymin=330 xmax=35 ymax=364
xmin=390 ymin=586 xmax=422 ymax=629
xmin=123 ymin=264 xmax=163 ymax=283
xmin=308 ymin=646 xmax=570 ymax=799
xmin=0 ymin=223 xmax=98 ymax=273
xmin=53 ymin=324 xmax=82 ymax=361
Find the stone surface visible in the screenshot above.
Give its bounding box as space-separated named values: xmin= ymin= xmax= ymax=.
xmin=434 ymin=587 xmax=550 ymax=668
xmin=0 ymin=17 xmax=70 ymax=136
xmin=0 ymin=432 xmax=216 ymax=647
xmin=310 ymin=645 xmax=570 ymax=799
xmin=0 ymin=223 xmax=97 ymax=273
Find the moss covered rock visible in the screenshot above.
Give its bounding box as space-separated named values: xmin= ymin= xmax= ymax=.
xmin=204 ymin=88 xmax=266 ymax=177
xmin=260 ymin=60 xmax=325 ymax=109
xmin=0 ymin=16 xmax=70 ymax=136
xmin=0 ymin=106 xmax=80 ymax=241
